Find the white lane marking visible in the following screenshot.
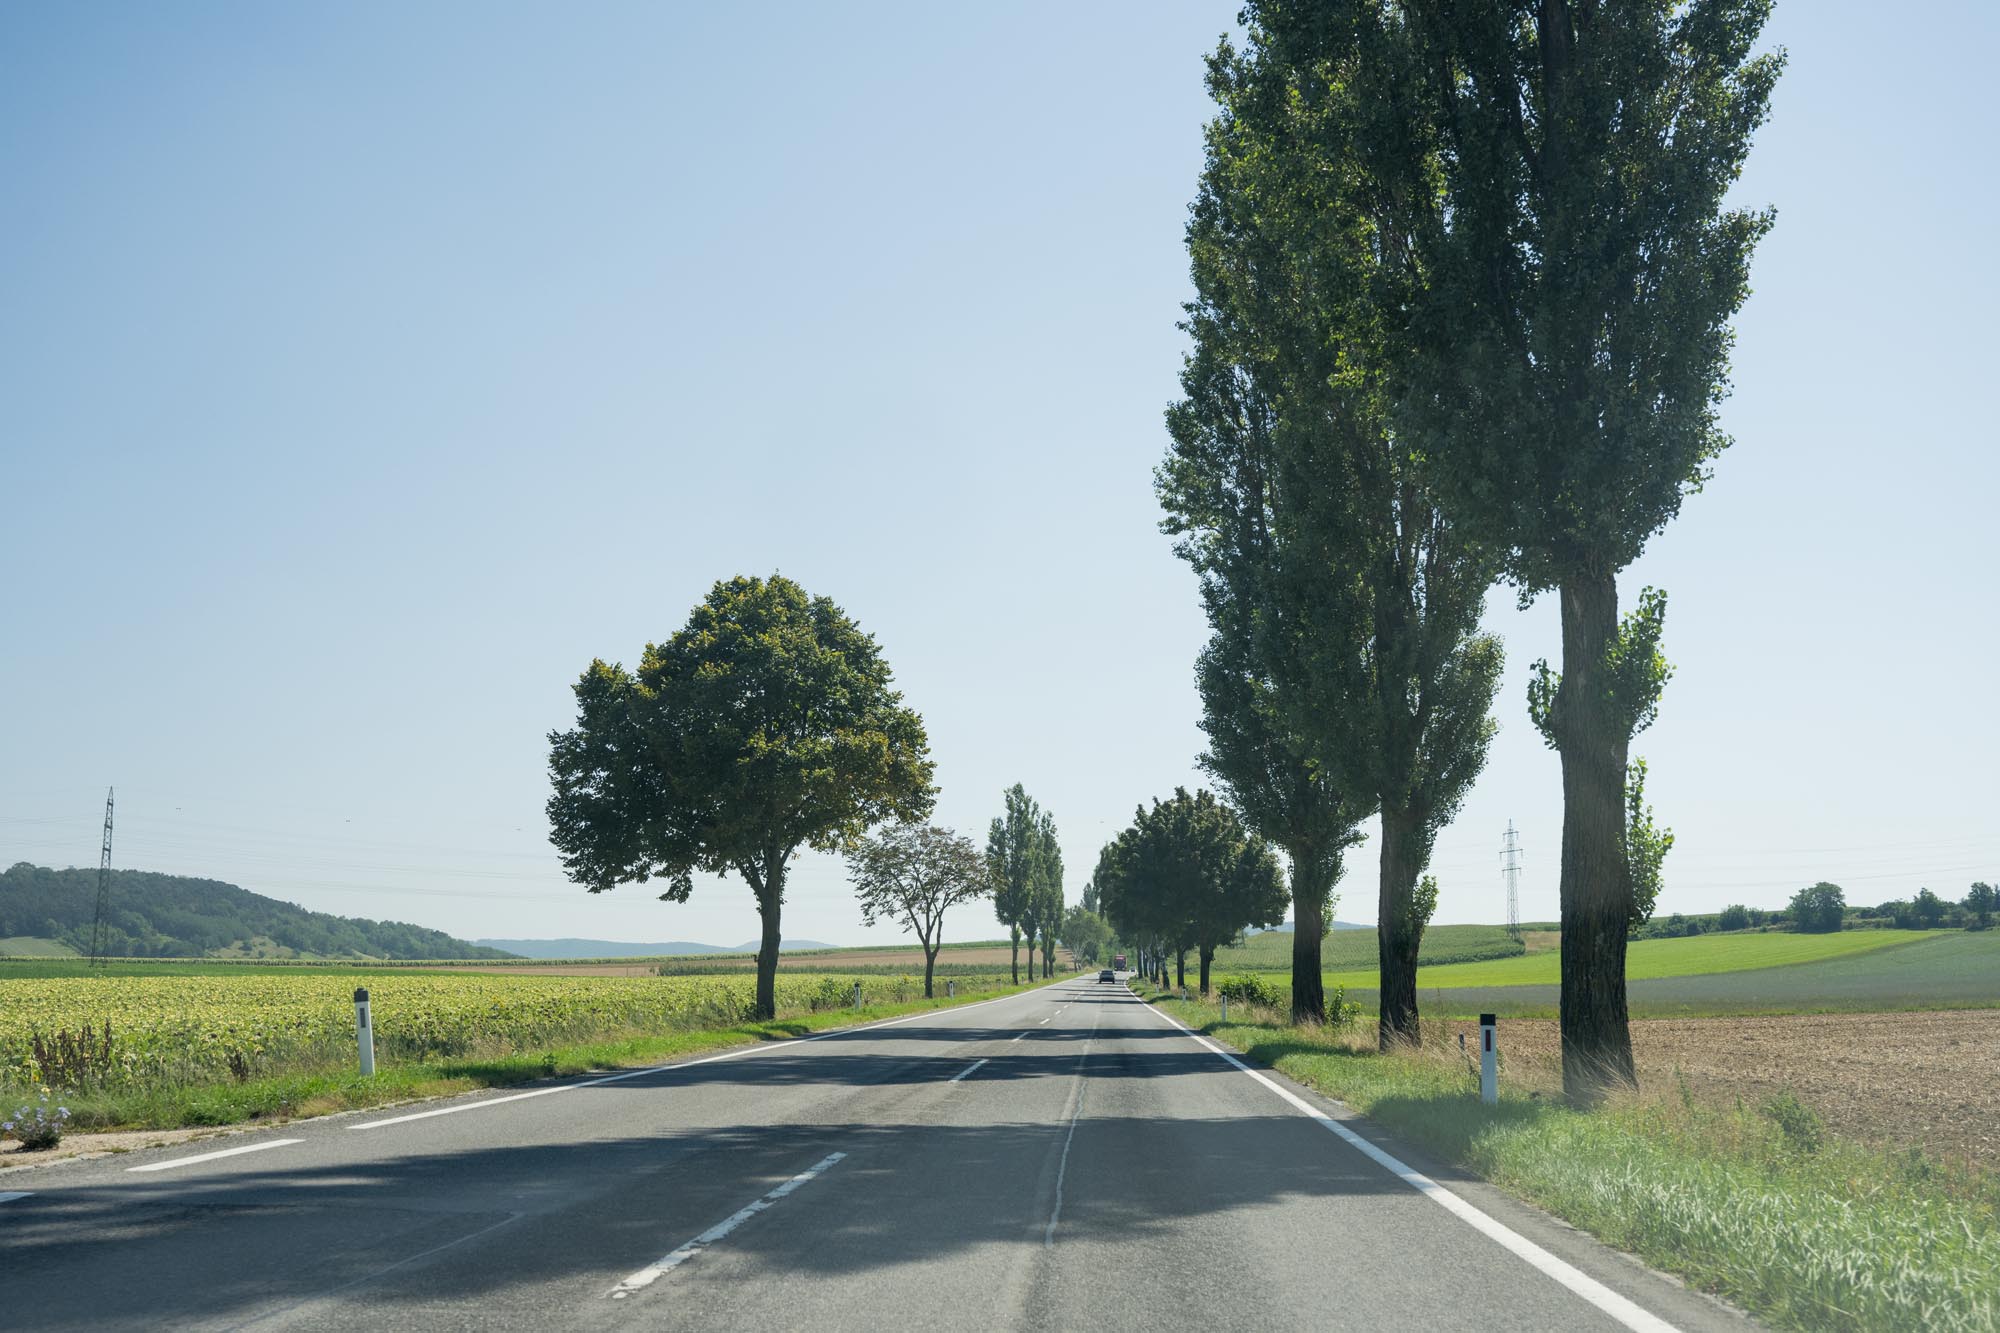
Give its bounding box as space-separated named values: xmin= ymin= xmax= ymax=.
xmin=1134 ymin=1000 xmax=1676 ymax=1333
xmin=609 ymin=1152 xmax=847 ymax=1298
xmin=1042 ymin=998 xmax=1101 ymax=1247
xmin=1039 ymin=1018 xmax=1050 ymax=1025
xmin=0 ymin=1191 xmax=31 ymax=1203
xmin=352 ymin=984 xmax=1056 ymax=1131
xmin=948 ymin=1059 xmax=988 ymax=1084
xmin=1010 ymin=1032 xmax=1028 ymax=1043
xmin=128 ymin=1138 xmax=303 ymax=1173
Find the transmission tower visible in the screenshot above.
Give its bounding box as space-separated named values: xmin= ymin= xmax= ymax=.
xmin=89 ymin=787 xmax=114 ymax=966
xmin=1501 ymin=820 xmax=1522 ymax=940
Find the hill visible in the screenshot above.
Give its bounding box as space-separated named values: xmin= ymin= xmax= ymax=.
xmin=0 ymin=863 xmax=515 ymax=960
xmin=475 ymin=937 xmax=840 ymax=959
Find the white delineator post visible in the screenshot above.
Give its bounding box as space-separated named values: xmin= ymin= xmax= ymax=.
xmin=1220 ymin=994 xmax=1229 ymax=1022
xmin=947 ymin=980 xmax=955 ymax=1000
xmin=852 ymin=981 xmax=863 ymax=1009
xmin=354 ymin=987 xmax=375 ymax=1077
xmin=1479 ymin=1012 xmax=1497 ymax=1105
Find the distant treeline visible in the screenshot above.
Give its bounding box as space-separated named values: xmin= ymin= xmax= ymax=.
xmin=0 ymin=863 xmax=515 ymax=960
xmin=1632 ymin=880 xmax=1997 ymax=938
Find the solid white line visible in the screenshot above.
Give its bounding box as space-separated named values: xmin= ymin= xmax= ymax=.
xmin=1135 ymin=1001 xmax=1677 ymax=1333
xmin=128 ymin=1138 xmax=303 ymax=1173
xmin=609 ymin=1151 xmax=847 ymax=1298
xmin=0 ymin=1191 xmax=31 ymax=1203
xmin=948 ymin=1059 xmax=988 ymax=1083
xmin=351 ymin=984 xmax=1055 ymax=1131
xmin=1042 ymin=998 xmax=1100 ymax=1247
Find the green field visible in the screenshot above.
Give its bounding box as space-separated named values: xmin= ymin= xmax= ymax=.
xmin=0 ymin=936 xmax=78 ymax=958
xmin=1320 ymin=928 xmax=1926 ymax=991
xmin=1214 ymin=923 xmax=1524 ymax=972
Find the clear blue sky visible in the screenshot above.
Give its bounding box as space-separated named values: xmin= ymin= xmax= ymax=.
xmin=4 ymin=2 xmax=1995 ymax=950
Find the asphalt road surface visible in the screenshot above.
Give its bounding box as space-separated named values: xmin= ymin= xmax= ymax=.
xmin=2 ymin=978 xmax=1748 ymax=1330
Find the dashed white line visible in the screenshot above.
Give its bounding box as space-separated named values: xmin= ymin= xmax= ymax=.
xmin=1135 ymin=1001 xmax=1677 ymax=1333
xmin=128 ymin=1138 xmax=303 ymax=1173
xmin=609 ymin=1152 xmax=847 ymax=1298
xmin=947 ymin=1059 xmax=988 ymax=1083
xmin=0 ymin=1191 xmax=32 ymax=1203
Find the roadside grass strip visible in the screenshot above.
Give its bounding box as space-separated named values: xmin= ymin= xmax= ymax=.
xmin=1150 ymin=991 xmax=2000 ymax=1333
xmin=128 ymin=1138 xmax=302 ymax=1172
xmin=609 ymin=1152 xmax=847 ymax=1298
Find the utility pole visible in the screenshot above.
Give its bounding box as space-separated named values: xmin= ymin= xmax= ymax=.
xmin=1501 ymin=820 xmax=1522 ymax=940
xmin=89 ymin=787 xmax=115 ymax=966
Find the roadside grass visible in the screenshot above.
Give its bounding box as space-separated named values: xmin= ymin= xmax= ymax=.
xmin=1147 ymin=987 xmax=2000 ymax=1332
xmin=4 ymin=980 xmax=1045 ymax=1141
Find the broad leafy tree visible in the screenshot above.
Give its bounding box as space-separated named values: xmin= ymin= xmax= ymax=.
xmin=1966 ymin=883 xmax=1996 ymax=932
xmin=1383 ymin=1 xmax=1782 ymax=1099
xmin=846 ymin=822 xmax=990 ymax=999
xmin=1789 ymin=882 xmax=1846 ymax=934
xmin=547 ymin=574 xmax=934 ymax=1019
xmin=1094 ymin=788 xmax=1288 ymax=996
xmin=1161 ymin=7 xmax=1502 ymax=1041
xmin=1059 ymin=904 xmax=1111 ymax=965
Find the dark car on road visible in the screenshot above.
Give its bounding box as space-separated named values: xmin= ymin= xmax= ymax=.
xmin=1098 ymin=968 xmax=1116 ymax=983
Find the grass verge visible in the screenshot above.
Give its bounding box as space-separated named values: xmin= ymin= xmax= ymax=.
xmin=1144 ymin=985 xmax=2000 ymax=1332
xmin=12 ymin=980 xmax=1046 ymax=1140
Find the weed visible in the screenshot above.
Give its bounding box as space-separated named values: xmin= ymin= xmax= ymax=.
xmin=1761 ymin=1090 xmax=1825 ymax=1154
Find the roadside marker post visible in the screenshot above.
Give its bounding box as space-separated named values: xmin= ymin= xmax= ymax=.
xmin=946 ymin=980 xmax=955 ymax=1000
xmin=852 ymin=981 xmax=863 ymax=1009
xmin=354 ymin=987 xmax=375 ymax=1077
xmin=1479 ymin=1013 xmax=1497 ymax=1105
xmin=1220 ymin=995 xmax=1228 ymax=1022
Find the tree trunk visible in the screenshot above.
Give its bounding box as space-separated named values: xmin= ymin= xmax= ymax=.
xmin=753 ymin=870 xmax=783 ymax=1022
xmin=1555 ymin=568 xmax=1637 ymax=1103
xmin=1290 ymin=863 xmax=1328 ymax=1024
xmin=1378 ymin=804 xmax=1424 ymax=1050
xmin=1198 ymin=945 xmax=1214 ymax=996
xmin=1009 ymin=925 xmax=1020 ymax=985
xmin=923 ymin=943 xmax=937 ymax=999
xmin=1174 ymin=950 xmax=1186 ymax=991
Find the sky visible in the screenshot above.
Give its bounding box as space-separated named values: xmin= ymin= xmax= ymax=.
xmin=3 ymin=2 xmax=1995 ymax=952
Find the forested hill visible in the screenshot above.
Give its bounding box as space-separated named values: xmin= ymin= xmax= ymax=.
xmin=0 ymin=863 xmax=516 ymax=960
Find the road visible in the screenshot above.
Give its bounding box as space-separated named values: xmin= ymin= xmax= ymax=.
xmin=1 ymin=978 xmax=1746 ymax=1330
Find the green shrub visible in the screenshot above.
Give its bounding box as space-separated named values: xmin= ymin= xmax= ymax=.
xmin=1217 ymin=974 xmax=1284 ymax=1008
xmin=1761 ymin=1091 xmax=1824 ymax=1154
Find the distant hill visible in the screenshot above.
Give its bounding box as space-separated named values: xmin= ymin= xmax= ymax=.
xmin=0 ymin=863 xmax=515 ymax=960
xmin=478 ymin=937 xmax=840 ymax=959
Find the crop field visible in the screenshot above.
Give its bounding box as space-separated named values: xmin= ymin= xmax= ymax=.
xmin=1213 ymin=923 xmax=1524 ymax=972
xmin=0 ymin=968 xmax=1013 ymax=1094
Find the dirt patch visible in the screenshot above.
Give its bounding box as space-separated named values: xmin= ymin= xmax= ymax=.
xmin=1440 ymin=1010 xmax=2000 ymax=1170
xmin=1 ymin=1125 xmax=226 ymax=1172
xmin=1521 ymin=931 xmax=1561 ymax=954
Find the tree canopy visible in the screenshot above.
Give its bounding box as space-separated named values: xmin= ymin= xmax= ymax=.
xmin=845 ymin=822 xmax=990 ymax=998
xmin=547 ymin=573 xmax=934 ymax=1018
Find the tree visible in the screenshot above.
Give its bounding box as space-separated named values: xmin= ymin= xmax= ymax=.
xmin=1912 ymin=887 xmax=1946 ymax=929
xmin=1965 ymin=882 xmax=1996 ymax=931
xmin=1382 ymin=2 xmax=1782 ymax=1099
xmin=1623 ymin=757 xmax=1674 ymax=930
xmin=987 ymin=785 xmax=1045 ymax=984
xmin=1093 ymin=789 xmax=1288 ymax=996
xmin=1059 ymin=905 xmax=1111 ymax=965
xmin=845 ymin=822 xmax=990 ymax=1000
xmin=1033 ymin=813 xmax=1065 ymax=978
xmin=1789 ymin=882 xmax=1846 ymax=935
xmin=1717 ymin=904 xmax=1751 ymax=933
xmin=547 ymin=574 xmax=935 ymax=1019
xmin=1159 ymin=10 xmax=1504 ymax=1040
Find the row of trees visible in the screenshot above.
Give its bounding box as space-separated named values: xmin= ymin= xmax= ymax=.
xmin=1091 ymin=789 xmax=1288 ymax=995
xmin=1154 ymin=0 xmax=1779 ymax=1100
xmin=1788 ymin=881 xmax=1998 ymax=934
xmin=547 ymin=573 xmax=1076 ymax=1011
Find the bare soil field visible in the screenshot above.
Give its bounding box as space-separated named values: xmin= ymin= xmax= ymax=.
xmin=1441 ymin=1010 xmax=2000 ymax=1170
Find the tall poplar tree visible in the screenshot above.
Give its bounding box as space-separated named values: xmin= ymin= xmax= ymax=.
xmin=1162 ymin=4 xmax=1503 ymax=1041
xmin=1389 ymin=0 xmax=1782 ymax=1097
xmin=986 ymin=784 xmax=1043 ymax=985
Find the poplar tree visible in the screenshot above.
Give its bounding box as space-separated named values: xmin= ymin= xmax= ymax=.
xmin=1391 ymin=0 xmax=1782 ymax=1097
xmin=986 ymin=784 xmax=1044 ymax=985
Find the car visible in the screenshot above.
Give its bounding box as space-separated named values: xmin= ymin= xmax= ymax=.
xmin=1098 ymin=968 xmax=1116 ymax=983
